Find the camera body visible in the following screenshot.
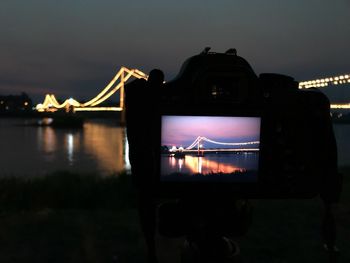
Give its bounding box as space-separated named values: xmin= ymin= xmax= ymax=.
xmin=155 ymin=49 xmax=339 ymax=199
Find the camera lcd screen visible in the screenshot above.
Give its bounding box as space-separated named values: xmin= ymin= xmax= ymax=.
xmin=160 ymin=116 xmax=261 ymax=183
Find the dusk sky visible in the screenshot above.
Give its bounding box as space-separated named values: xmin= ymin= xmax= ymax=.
xmin=1 ymin=0 xmax=349 ymax=103
xmin=161 ymin=116 xmax=261 ymax=148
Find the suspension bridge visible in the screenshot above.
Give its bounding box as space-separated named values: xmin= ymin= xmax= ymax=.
xmin=35 ymin=67 xmax=148 ymax=112
xmin=167 ymin=136 xmax=260 ymax=154
xmin=35 ymin=68 xmax=350 ymax=112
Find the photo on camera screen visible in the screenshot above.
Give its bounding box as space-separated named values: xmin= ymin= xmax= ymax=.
xmin=160 ymin=116 xmax=260 ymax=182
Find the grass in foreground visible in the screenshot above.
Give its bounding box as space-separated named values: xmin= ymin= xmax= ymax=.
xmin=0 ymin=169 xmax=348 ymax=263
xmin=0 ymin=171 xmax=145 ymax=263
xmin=0 ymin=171 xmax=137 ymax=211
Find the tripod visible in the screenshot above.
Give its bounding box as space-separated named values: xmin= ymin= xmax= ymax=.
xmin=158 ymin=198 xmax=252 ymax=263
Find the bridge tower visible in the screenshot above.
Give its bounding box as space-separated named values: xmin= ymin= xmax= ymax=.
xmin=120 ymin=70 xmax=126 ymax=125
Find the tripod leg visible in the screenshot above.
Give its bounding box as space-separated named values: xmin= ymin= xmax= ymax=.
xmin=322 ymin=202 xmax=339 ymax=263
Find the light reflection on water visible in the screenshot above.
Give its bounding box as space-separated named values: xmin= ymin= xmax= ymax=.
xmin=66 ymin=133 xmax=74 ymax=164
xmin=162 ymin=153 xmax=258 ymax=176
xmin=182 ymin=155 xmax=244 ymax=174
xmin=0 ymin=118 xmax=129 ymax=177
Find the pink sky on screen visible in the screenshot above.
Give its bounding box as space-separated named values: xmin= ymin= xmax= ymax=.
xmin=161 ymin=116 xmax=260 ymax=146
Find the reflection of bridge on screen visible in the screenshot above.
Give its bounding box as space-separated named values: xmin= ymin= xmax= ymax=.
xmin=169 ymin=136 xmax=260 ymax=154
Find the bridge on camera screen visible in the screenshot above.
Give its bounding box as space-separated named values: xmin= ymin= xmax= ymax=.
xmin=35 ymin=68 xmax=350 ymax=112
xmin=169 ymin=136 xmax=260 ymax=154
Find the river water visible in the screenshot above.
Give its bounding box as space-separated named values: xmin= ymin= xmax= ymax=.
xmin=0 ymin=118 xmax=130 ymax=177
xmin=0 ymin=118 xmax=349 ymax=177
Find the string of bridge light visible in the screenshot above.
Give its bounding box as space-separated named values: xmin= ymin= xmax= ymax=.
xmin=299 ymin=74 xmax=350 ymax=89
xmin=185 ymin=136 xmax=260 ymax=150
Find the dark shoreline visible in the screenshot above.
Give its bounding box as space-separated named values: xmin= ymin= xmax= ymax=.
xmin=0 ymin=111 xmax=124 ymax=119
xmin=2 ymin=112 xmax=350 ymax=130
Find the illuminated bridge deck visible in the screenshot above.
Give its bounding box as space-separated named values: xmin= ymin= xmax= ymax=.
xmin=170 ymin=148 xmax=259 ymax=154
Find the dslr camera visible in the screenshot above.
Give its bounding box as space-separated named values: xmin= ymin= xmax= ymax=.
xmin=155 ymin=48 xmax=340 ymax=200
